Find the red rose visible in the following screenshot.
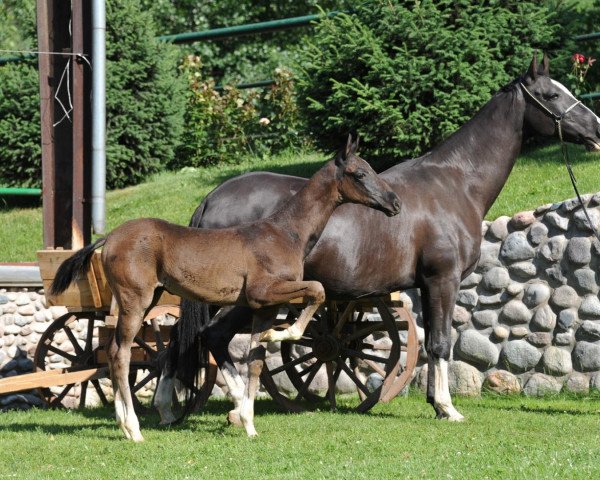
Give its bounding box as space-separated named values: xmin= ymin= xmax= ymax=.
xmin=572 ymin=53 xmax=585 ymax=64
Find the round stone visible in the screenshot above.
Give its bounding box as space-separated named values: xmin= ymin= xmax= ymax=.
xmin=530 ymin=304 xmax=556 ymax=331
xmin=510 ymin=211 xmax=535 ymax=230
xmin=16 ymin=305 xmax=35 ymax=316
xmin=528 ymin=222 xmax=549 ymax=246
xmin=500 ymin=300 xmax=532 ymax=324
xmin=572 ymin=341 xmax=600 ymax=372
xmin=527 ymin=332 xmax=552 ymax=347
xmin=508 ymin=262 xmax=537 ymax=279
xmin=478 ymin=242 xmax=502 ymax=270
xmin=558 ymin=309 xmax=578 ymax=330
xmin=478 ymin=292 xmax=509 ymax=306
xmin=501 ymin=232 xmax=535 ymax=262
xmin=523 ymin=373 xmax=563 ymax=396
xmin=544 ymin=211 xmax=569 ymax=231
xmin=573 ymin=208 xmax=600 ymax=232
xmin=448 ymin=361 xmax=483 ymax=396
xmin=481 ymin=221 xmax=490 ymax=237
xmin=483 ymin=370 xmax=521 ymax=394
xmin=523 ymin=283 xmax=551 ymax=308
xmin=488 ymin=216 xmax=510 ymax=241
xmin=483 ymin=267 xmax=510 ymax=291
xmin=565 ymin=372 xmax=589 ymax=394
xmin=15 ymin=293 xmax=30 ymax=306
xmin=511 ymin=326 xmax=529 ymax=338
xmin=456 ymin=289 xmax=478 ymax=308
xmin=579 ymin=295 xmax=600 ymax=318
xmin=472 ymin=310 xmax=497 ymax=328
xmin=555 ymin=330 xmax=574 ymax=346
xmin=506 ymin=283 xmax=524 ymax=296
xmin=573 ymin=268 xmax=599 ymax=294
xmin=551 ymin=285 xmax=581 ymax=309
xmin=565 ymin=237 xmax=592 ymax=265
xmin=591 ymin=372 xmax=600 ymax=391
xmin=576 ymin=320 xmax=600 ymax=341
xmin=14 ymin=315 xmax=32 ymax=327
xmin=460 ymin=272 xmax=482 ymax=288
xmin=502 ymin=340 xmax=542 ymax=373
xmin=545 ymin=265 xmax=568 ymax=285
xmin=540 ymin=235 xmax=567 ymax=262
xmin=542 ymin=346 xmax=572 ymax=376
xmin=0 ymin=294 xmax=8 ymax=305
xmin=492 ymin=326 xmax=509 ymax=341
xmin=452 ymin=305 xmax=470 ymax=326
xmin=455 ymin=330 xmax=499 ymax=369
xmin=4 ymin=325 xmax=20 ymax=335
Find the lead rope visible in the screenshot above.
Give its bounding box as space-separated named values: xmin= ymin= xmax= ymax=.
xmin=520 ymin=82 xmax=600 ymax=242
xmin=556 ymin=120 xmax=600 ymax=243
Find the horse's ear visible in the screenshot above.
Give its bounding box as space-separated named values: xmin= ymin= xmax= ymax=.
xmin=526 ymin=51 xmax=539 ymax=81
xmin=335 ymin=134 xmax=352 ymax=166
xmin=540 ymin=52 xmax=550 ymax=76
xmin=351 ymin=134 xmax=359 ymax=154
xmin=345 ymin=134 xmax=353 ymax=157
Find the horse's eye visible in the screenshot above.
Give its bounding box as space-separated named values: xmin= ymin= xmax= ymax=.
xmin=354 ymin=170 xmax=366 ymax=179
xmin=544 ymin=93 xmax=559 ymax=101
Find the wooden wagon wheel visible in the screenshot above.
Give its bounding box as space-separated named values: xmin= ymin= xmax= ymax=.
xmin=260 ymin=297 xmax=404 ymax=413
xmin=33 ymin=307 xmax=177 ymax=410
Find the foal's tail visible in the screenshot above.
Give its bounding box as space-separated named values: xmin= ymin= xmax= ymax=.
xmin=50 ymin=238 xmax=107 ymax=296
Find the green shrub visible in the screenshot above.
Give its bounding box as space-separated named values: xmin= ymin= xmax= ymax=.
xmin=295 ymin=1 xmax=565 ymax=169
xmin=0 ymin=0 xmax=186 ymax=189
xmin=172 ymin=55 xmax=306 ymax=168
xmin=0 ymin=61 xmax=41 ymax=187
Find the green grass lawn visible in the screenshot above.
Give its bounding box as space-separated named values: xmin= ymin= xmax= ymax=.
xmin=0 ymin=143 xmax=598 ymax=261
xmin=0 ymin=393 xmax=599 ymax=479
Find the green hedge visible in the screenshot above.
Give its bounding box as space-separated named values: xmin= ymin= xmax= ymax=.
xmin=295 ymin=0 xmax=569 ymax=170
xmin=0 ymin=0 xmax=185 ymax=190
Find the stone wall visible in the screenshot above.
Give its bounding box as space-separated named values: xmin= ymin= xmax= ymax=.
xmin=404 ymin=192 xmax=600 ymax=396
xmin=1 ymin=192 xmax=600 ymax=410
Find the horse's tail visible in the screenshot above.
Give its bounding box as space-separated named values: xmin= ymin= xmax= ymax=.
xmin=50 ymin=238 xmax=107 ymax=296
xmin=167 ymin=298 xmax=211 ymax=422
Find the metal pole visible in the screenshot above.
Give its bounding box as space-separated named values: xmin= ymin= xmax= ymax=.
xmin=91 ymin=0 xmax=106 ymax=235
xmin=158 ymin=11 xmax=343 ymax=44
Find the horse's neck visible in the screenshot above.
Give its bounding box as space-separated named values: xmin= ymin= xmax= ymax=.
xmin=421 ymin=88 xmax=526 ymax=218
xmin=269 ymin=162 xmax=340 ymax=257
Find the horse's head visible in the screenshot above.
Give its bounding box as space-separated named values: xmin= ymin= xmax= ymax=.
xmin=521 ymin=52 xmax=600 ymax=151
xmin=334 ymin=134 xmax=401 ymax=216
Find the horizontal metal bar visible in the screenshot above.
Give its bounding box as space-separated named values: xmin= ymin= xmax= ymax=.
xmin=574 ymin=32 xmax=600 ymax=42
xmin=581 ymin=92 xmax=600 ymax=100
xmin=158 ymin=11 xmax=343 ymax=44
xmin=0 ymin=188 xmax=42 ymax=196
xmin=0 ymin=53 xmax=36 ymax=65
xmin=0 ymin=264 xmax=43 ymax=287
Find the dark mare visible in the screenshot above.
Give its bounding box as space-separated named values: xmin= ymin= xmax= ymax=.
xmin=156 ymin=54 xmax=600 ymax=425
xmin=50 ymin=137 xmax=400 ymax=441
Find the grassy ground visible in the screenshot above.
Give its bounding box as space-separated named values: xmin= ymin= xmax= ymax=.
xmin=0 ymin=143 xmax=598 ymax=261
xmin=0 ymin=393 xmax=599 ymax=479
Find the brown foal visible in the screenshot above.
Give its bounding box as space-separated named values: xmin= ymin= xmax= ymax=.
xmin=51 ymin=136 xmax=400 ymax=441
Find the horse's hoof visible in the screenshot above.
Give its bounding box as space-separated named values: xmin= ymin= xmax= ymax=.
xmin=448 ymin=413 xmax=465 ymax=422
xmin=227 ymin=410 xmax=243 ymax=427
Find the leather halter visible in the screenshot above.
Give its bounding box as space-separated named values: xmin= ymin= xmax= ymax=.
xmin=520 ymin=81 xmax=600 ymax=242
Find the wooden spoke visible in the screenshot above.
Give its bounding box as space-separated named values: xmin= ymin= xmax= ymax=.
xmin=133 ymin=336 xmax=157 ymax=358
xmin=341 ymin=322 xmax=383 ymax=345
xmin=268 ymin=352 xmax=315 ymax=376
xmin=91 ymin=379 xmax=110 ymax=405
xmin=63 ymin=325 xmax=85 ymax=357
xmin=79 ymin=380 xmax=88 ymax=408
xmin=294 ymin=361 xmax=322 ymax=401
xmin=339 ymin=360 xmax=371 ymax=397
xmin=341 ymin=346 xmax=389 ymax=364
xmin=50 ymin=383 xmax=74 ymax=407
xmin=45 ymin=345 xmax=79 ymax=363
xmin=131 ymin=370 xmax=157 ymax=394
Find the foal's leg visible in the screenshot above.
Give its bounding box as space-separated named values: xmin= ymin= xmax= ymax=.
xmin=107 ymin=292 xmax=154 ymax=442
xmin=239 ymin=308 xmax=276 ymax=437
xmin=422 ymin=276 xmax=464 ymax=422
xmin=256 ymin=280 xmax=325 ymax=342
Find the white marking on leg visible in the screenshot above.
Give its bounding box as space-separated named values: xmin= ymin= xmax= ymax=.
xmin=434 ymin=358 xmax=464 ymax=422
xmin=221 ymin=367 xmax=245 ymax=427
xmin=239 ymin=395 xmax=257 ymax=437
xmin=260 ymin=323 xmax=303 ymax=342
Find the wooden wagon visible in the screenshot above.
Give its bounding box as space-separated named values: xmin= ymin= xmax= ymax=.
xmin=0 ymin=249 xmax=420 ymax=414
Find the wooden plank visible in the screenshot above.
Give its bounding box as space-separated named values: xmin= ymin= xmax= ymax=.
xmin=0 ymin=367 xmax=108 ymax=395
xmin=37 ymin=249 xmax=111 ymax=309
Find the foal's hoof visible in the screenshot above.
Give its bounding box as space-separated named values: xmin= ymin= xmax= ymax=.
xmin=227 ymin=410 xmax=243 ymax=427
